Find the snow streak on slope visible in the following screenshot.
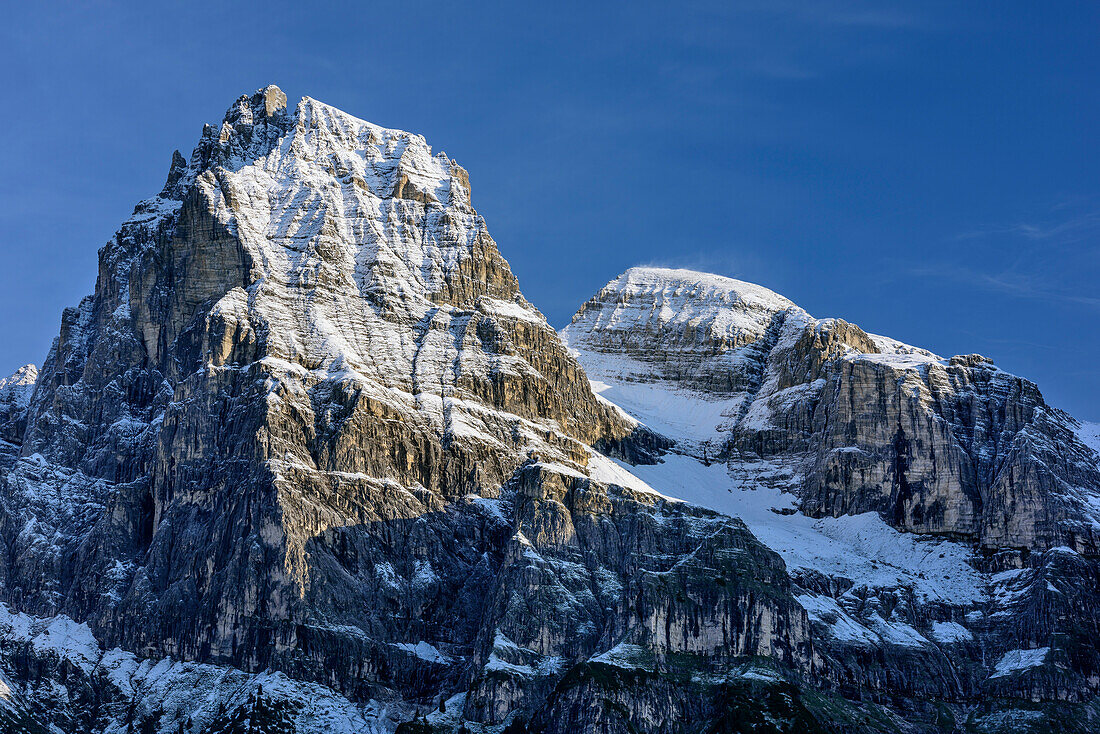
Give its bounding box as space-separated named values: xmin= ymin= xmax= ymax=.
xmin=582 ymin=396 xmax=988 ymax=655
xmin=560 ymin=267 xmax=802 ymax=452
xmin=584 ymin=378 xmax=734 ymax=449
xmin=1078 ymin=422 xmax=1100 ymax=464
xmin=592 ymin=451 xmax=984 ymax=606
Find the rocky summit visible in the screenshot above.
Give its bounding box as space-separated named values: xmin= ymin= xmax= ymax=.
xmin=0 ymin=87 xmax=1098 ymax=734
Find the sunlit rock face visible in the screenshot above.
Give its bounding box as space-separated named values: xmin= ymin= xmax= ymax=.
xmin=0 ymin=87 xmax=812 ymax=732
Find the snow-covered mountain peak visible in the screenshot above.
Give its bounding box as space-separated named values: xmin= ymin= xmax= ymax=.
xmin=100 ymin=86 xmax=507 ymax=384
xmin=611 ymin=266 xmax=797 ymax=313
xmin=0 ymin=363 xmax=36 ymax=412
xmin=567 ymin=264 xmax=1100 ymax=555
xmin=4 ymin=86 xmax=1100 ymax=732
xmin=563 ymin=267 xmax=810 ymax=405
xmin=0 ymin=364 xmax=36 ymax=394
xmin=0 ymin=365 xmax=36 ymax=449
xmin=570 ymin=266 xmax=802 ymax=344
xmin=10 ymin=86 xmax=637 ymax=630
xmin=181 ymin=88 xmax=513 ymax=380
xmin=288 ymin=93 xmax=471 ymax=208
xmin=562 ymin=266 xmax=810 ymax=413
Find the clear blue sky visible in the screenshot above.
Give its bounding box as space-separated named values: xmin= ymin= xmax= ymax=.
xmin=2 ymin=2 xmax=1098 ymax=419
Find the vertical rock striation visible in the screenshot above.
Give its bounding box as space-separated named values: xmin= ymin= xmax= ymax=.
xmin=0 ymin=89 xmax=815 ymax=732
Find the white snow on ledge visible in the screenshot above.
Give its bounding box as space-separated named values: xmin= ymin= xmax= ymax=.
xmin=484 ymin=631 xmax=564 ymax=678
xmin=1077 ymin=421 xmax=1100 ymax=464
xmin=392 ymin=641 xmax=450 ymax=664
xmin=603 ymin=452 xmax=984 ymax=605
xmin=796 ymin=593 xmax=932 ymax=650
xmin=930 ymin=621 xmax=974 ymax=644
xmin=589 ymin=643 xmax=654 ymax=671
xmin=990 ymin=647 xmax=1050 ymax=679
xmin=796 ymin=594 xmax=877 ymax=648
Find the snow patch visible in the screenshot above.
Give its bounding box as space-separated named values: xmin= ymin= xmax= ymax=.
xmin=589 ymin=643 xmax=654 ymax=671
xmin=392 ymin=641 xmax=450 ymax=664
xmin=990 ymin=647 xmax=1049 ymax=678
xmin=930 ymin=621 xmax=973 ymax=644
xmin=615 ymin=453 xmax=983 ymax=605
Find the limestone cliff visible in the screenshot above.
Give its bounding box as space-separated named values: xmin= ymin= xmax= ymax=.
xmin=0 ymin=89 xmax=810 ymax=733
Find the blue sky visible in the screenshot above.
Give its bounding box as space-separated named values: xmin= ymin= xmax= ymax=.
xmin=2 ymin=2 xmax=1098 ymax=418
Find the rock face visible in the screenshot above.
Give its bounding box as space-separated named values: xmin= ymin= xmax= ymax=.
xmin=0 ymin=85 xmax=666 ymax=689
xmin=1 ymin=90 xmax=1099 ymax=733
xmin=0 ymin=89 xmax=807 ymax=733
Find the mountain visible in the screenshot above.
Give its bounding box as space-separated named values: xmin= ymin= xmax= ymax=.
xmin=564 ymin=266 xmax=1100 ymax=552
xmin=563 ymin=266 xmax=1100 ymax=719
xmin=0 ymin=87 xmax=1098 ymax=733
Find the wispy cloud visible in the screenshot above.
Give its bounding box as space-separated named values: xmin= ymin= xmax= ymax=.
xmin=954 ymin=207 xmax=1100 ymax=245
xmin=926 ymin=198 xmax=1100 ymax=310
xmin=915 ymin=267 xmax=1100 ymax=309
xmin=744 ymin=1 xmax=928 ymax=30
xmin=1011 ymin=210 xmax=1100 ymax=242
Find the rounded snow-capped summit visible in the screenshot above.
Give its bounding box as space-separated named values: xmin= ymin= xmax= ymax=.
xmin=571 ymin=266 xmax=799 ymax=328
xmin=599 ymin=266 xmax=797 ymax=311
xmin=564 ymin=262 xmax=1100 ymax=556
xmin=563 ymin=266 xmax=805 ymax=370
